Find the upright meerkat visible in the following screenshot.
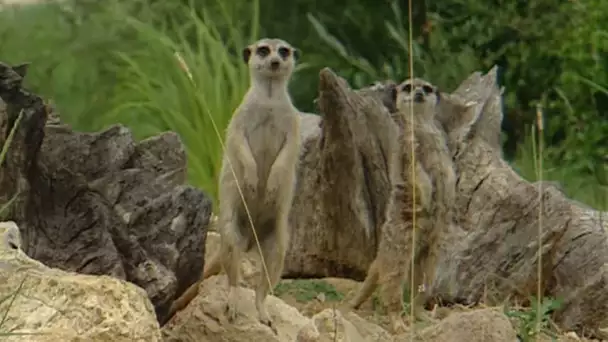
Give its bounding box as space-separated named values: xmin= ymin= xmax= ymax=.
xmin=345 ymin=78 xmax=457 ymax=333
xmin=396 ymin=78 xmax=457 ymax=230
xmin=167 ymin=38 xmax=302 ymax=331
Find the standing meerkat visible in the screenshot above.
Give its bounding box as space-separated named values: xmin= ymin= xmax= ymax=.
xmin=167 ymin=38 xmax=302 ymax=331
xmin=395 ymin=78 xmax=457 ymax=230
xmin=345 ymin=78 xmax=457 ymax=333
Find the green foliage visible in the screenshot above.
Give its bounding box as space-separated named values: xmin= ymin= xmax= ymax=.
xmin=300 ymin=0 xmax=608 ymax=209
xmin=0 ymin=0 xmax=606 ymax=209
xmin=0 ymin=0 xmax=262 ymax=205
xmin=274 ymin=280 xmax=344 ymax=303
xmin=504 ymin=296 xmax=563 ymax=341
xmin=306 ymin=2 xmax=479 ymax=93
xmin=514 ymin=124 xmax=608 ymax=210
xmin=0 ymin=2 xmax=135 ymax=129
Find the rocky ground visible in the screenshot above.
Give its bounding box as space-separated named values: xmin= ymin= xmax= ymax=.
xmin=1 ymin=224 xmax=598 ymax=341
xmin=160 ymin=232 xmax=600 ymax=342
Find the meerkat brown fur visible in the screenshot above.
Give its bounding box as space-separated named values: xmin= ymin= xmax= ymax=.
xmin=345 ymin=78 xmax=457 ymax=333
xmin=167 ymin=38 xmax=302 ymax=330
xmin=395 ymin=78 xmax=457 ymax=232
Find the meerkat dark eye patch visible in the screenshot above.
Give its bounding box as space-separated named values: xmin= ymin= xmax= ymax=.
xmin=278 ymin=47 xmax=291 ymax=59
xmin=422 ymin=85 xmax=434 ymax=94
xmin=402 ymin=84 xmax=412 ymax=93
xmin=256 ymin=46 xmax=271 ymax=57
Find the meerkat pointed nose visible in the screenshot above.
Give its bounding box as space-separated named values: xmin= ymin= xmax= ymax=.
xmin=414 ymin=91 xmax=425 ymax=103
xmin=270 ymin=60 xmax=280 ymax=70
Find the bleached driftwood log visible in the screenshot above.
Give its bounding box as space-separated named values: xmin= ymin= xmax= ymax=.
xmin=285 ymin=67 xmax=608 ymax=338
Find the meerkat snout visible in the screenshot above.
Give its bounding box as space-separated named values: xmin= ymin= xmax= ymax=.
xmin=270 ymin=59 xmax=281 ymax=70
xmin=414 ymin=89 xmax=425 ymax=103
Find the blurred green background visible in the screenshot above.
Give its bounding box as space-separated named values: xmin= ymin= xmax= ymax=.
xmin=0 ymin=0 xmax=606 ymax=210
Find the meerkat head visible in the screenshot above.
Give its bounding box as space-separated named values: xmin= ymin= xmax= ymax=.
xmin=394 ymin=77 xmax=440 ymax=119
xmin=242 ymin=38 xmax=300 ymax=82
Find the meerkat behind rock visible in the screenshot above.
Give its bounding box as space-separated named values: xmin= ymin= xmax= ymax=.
xmin=345 ymin=77 xmax=457 ymax=333
xmin=167 ymin=38 xmax=302 ymax=332
xmin=397 ymin=78 xmax=457 ymax=230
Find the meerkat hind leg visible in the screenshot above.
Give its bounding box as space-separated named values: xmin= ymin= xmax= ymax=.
xmin=206 ymin=210 xmax=250 ymax=280
xmin=347 ymin=259 xmax=380 ymax=311
xmin=377 ymin=265 xmax=409 ymax=334
xmin=409 ymin=250 xmax=437 ymax=323
xmin=254 ymin=218 xmax=288 ymax=334
xmin=221 ymin=224 xmax=246 ymax=323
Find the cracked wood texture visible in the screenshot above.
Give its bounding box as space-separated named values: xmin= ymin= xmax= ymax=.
xmin=0 ymin=61 xmax=212 ymax=325
xmin=284 ymin=67 xmax=608 ymax=338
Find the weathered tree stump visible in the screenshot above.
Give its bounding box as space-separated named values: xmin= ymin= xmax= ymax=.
xmin=0 ymin=61 xmax=212 ymax=325
xmin=285 ymin=67 xmax=608 ymax=338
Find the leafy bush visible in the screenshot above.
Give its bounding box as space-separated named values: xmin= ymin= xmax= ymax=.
xmin=0 ymin=0 xmax=605 ymax=209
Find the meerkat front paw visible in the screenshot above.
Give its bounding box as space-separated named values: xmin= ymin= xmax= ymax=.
xmin=264 ymin=165 xmax=285 ymax=196
xmin=243 ymin=170 xmax=259 ymax=193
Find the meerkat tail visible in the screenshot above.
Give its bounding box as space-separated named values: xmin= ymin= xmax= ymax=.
xmin=166 ymin=280 xmax=201 ymax=321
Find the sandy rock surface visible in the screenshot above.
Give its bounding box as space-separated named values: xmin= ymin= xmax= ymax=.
xmin=0 ymin=221 xmax=161 ymax=342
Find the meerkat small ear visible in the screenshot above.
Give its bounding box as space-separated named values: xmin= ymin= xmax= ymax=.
xmin=389 ymin=84 xmax=398 ymax=103
xmin=436 ymin=88 xmax=442 ymax=103
xmin=242 ymin=47 xmax=252 ymax=64
xmin=386 ymin=83 xmax=399 ymax=113
xmin=293 ymin=49 xmax=300 ymax=61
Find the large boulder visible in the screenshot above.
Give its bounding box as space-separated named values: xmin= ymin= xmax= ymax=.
xmin=0 ymin=221 xmax=162 ymax=341
xmin=0 ymin=61 xmax=212 ymax=325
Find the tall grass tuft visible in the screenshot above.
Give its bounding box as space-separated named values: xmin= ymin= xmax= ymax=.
xmin=514 ymin=128 xmax=608 ymax=211
xmin=100 ymin=0 xmax=260 ymax=204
